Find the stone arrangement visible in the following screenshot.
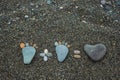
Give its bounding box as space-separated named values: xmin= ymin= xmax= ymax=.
xmin=20 ymin=42 xmax=107 ymax=64
xmin=40 ymin=49 xmax=52 ymax=61
xmin=73 ymin=50 xmax=81 ymax=59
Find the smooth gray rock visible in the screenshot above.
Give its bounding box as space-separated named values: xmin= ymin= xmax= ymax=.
xmin=56 ymin=45 xmax=69 ymax=62
xmin=84 ymin=44 xmax=106 ymax=61
xmin=22 ymin=46 xmax=36 ymax=64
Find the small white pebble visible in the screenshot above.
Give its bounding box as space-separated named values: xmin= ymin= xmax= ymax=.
xmin=73 ymin=55 xmax=81 ymax=59
xmin=35 ymin=5 xmax=39 ymax=8
xmin=100 ymin=4 xmax=103 ymax=8
xmin=109 ymin=10 xmax=112 ymax=13
xmin=13 ymin=11 xmax=17 ymax=13
xmin=44 ymin=49 xmax=48 ymax=54
xmin=82 ymin=20 xmax=87 ymax=23
xmin=100 ymin=25 xmax=104 ymax=28
xmin=75 ymin=6 xmax=79 ymax=8
xmin=43 ymin=56 xmax=48 ymax=61
xmin=55 ymin=42 xmax=59 ymax=46
xmin=114 ymin=20 xmax=118 ymax=22
xmin=31 ymin=8 xmax=34 ymax=11
xmin=8 ymin=21 xmax=11 ymax=24
xmin=24 ymin=15 xmax=29 ymax=18
xmin=59 ymin=6 xmax=63 ymax=9
xmin=67 ymin=45 xmax=71 ymax=48
xmin=74 ymin=50 xmax=80 ymax=54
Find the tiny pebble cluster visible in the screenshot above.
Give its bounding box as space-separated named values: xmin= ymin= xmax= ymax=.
xmin=40 ymin=49 xmax=52 ymax=61
xmin=73 ymin=50 xmax=81 ymax=59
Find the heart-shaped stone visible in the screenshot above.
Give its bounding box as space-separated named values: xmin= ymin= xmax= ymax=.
xmin=22 ymin=46 xmax=36 ymax=64
xmin=84 ymin=43 xmax=106 ymax=61
xmin=55 ymin=45 xmax=69 ymax=62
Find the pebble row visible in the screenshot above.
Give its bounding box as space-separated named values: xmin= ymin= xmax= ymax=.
xmin=20 ymin=42 xmax=107 ymax=64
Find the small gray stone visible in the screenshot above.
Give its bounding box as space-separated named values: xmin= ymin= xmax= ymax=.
xmin=84 ymin=43 xmax=106 ymax=61
xmin=22 ymin=46 xmax=36 ymax=64
xmin=55 ymin=45 xmax=69 ymax=62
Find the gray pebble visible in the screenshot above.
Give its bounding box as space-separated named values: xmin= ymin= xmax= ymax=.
xmin=22 ymin=46 xmax=36 ymax=64
xmin=56 ymin=45 xmax=69 ymax=62
xmin=84 ymin=43 xmax=106 ymax=61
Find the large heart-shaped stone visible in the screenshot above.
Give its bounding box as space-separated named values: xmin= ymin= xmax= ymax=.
xmin=55 ymin=45 xmax=69 ymax=62
xmin=22 ymin=46 xmax=36 ymax=64
xmin=84 ymin=44 xmax=106 ymax=61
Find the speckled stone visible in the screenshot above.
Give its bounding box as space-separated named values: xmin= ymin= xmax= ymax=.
xmin=55 ymin=45 xmax=69 ymax=62
xmin=22 ymin=46 xmax=36 ymax=64
xmin=84 ymin=43 xmax=106 ymax=61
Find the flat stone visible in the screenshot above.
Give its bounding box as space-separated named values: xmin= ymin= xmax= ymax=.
xmin=22 ymin=46 xmax=36 ymax=64
xmin=84 ymin=43 xmax=106 ymax=61
xmin=55 ymin=45 xmax=69 ymax=62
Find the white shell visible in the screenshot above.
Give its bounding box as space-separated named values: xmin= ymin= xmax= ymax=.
xmin=43 ymin=56 xmax=48 ymax=61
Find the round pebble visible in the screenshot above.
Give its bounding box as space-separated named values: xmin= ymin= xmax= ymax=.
xmin=59 ymin=7 xmax=63 ymax=9
xmin=74 ymin=50 xmax=80 ymax=54
xmin=20 ymin=43 xmax=25 ymax=48
xmin=73 ymin=55 xmax=81 ymax=59
xmin=44 ymin=56 xmax=48 ymax=61
xmin=24 ymin=15 xmax=29 ymax=18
